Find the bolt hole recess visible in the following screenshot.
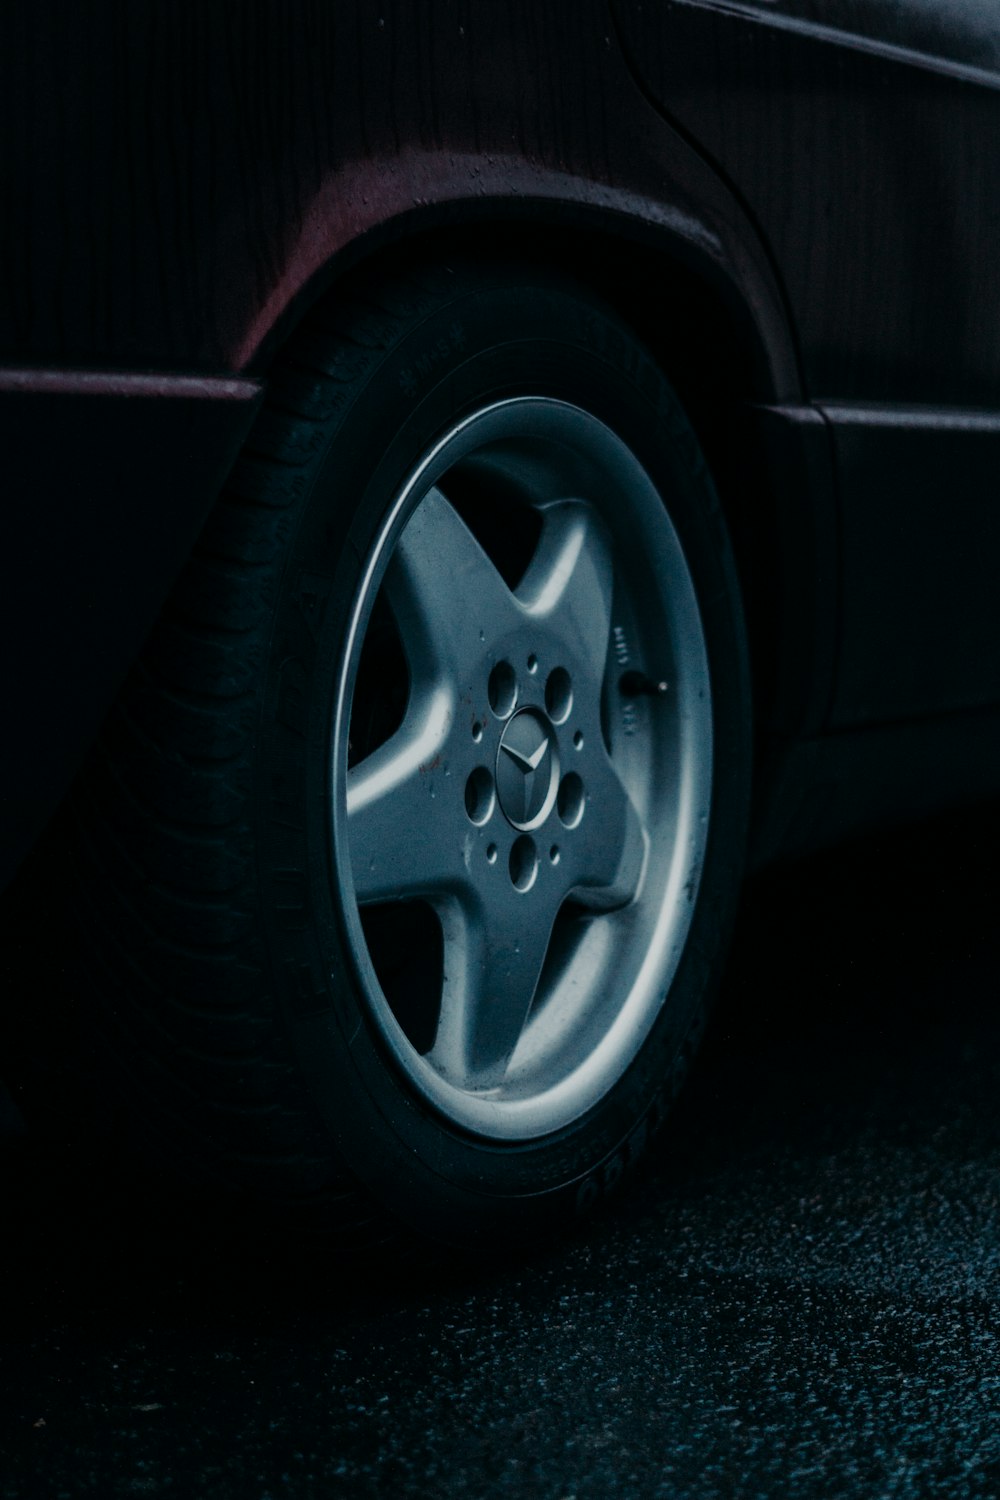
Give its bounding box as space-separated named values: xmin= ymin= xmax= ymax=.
xmin=465 ymin=767 xmax=495 ymax=826
xmin=488 ymin=660 xmax=518 ymax=719
xmin=549 ymin=844 xmax=560 ymax=864
xmin=486 ymin=843 xmax=498 ymax=865
xmin=509 ymin=834 xmax=538 ymax=892
xmin=545 ymin=666 xmax=573 ymax=724
xmin=472 ymin=720 xmax=483 ymax=742
xmin=557 ymin=772 xmax=585 ymax=828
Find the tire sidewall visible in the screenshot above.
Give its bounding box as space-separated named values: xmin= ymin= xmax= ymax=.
xmin=255 ymin=274 xmax=750 ymax=1245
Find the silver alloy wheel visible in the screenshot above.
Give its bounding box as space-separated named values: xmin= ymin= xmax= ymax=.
xmin=333 ymin=398 xmax=713 ymax=1140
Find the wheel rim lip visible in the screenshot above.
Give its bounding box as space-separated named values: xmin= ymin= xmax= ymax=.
xmin=331 ymin=397 xmax=713 ymax=1141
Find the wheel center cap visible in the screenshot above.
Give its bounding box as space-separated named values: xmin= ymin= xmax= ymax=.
xmin=495 ymin=708 xmax=559 ymax=830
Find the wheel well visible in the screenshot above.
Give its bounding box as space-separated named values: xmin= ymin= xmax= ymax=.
xmin=281 ymin=217 xmax=789 ymax=729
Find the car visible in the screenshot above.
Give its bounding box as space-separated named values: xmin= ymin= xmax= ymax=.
xmin=3 ymin=0 xmax=1000 ymax=1248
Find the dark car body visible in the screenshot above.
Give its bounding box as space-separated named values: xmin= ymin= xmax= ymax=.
xmin=4 ymin=0 xmax=1000 ymax=892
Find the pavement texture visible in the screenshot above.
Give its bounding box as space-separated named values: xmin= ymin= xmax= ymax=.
xmin=2 ymin=805 xmax=1000 ymax=1498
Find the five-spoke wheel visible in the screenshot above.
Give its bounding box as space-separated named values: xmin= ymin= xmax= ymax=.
xmin=337 ymin=397 xmax=714 ymax=1138
xmin=70 ymin=264 xmax=750 ymax=1245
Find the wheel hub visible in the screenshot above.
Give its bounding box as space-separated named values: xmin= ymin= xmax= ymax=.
xmin=495 ymin=707 xmax=560 ymax=830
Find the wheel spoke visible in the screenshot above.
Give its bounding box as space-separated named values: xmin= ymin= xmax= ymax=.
xmin=347 ymin=689 xmax=467 ymax=905
xmin=384 ymin=486 xmax=521 ymax=687
xmin=517 ymin=501 xmax=614 ymax=677
xmin=428 ymin=889 xmax=556 ymax=1089
xmin=570 ymin=762 xmax=648 ymax=911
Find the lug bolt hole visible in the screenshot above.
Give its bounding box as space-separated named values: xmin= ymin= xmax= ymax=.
xmin=545 ymin=667 xmax=573 ymax=724
xmin=465 ymin=767 xmax=495 ymax=826
xmin=557 ymin=772 xmax=585 ymax=828
xmin=527 ymin=653 xmax=539 ymax=674
xmin=488 ymin=660 xmax=518 ymax=719
xmin=549 ymin=844 xmax=560 ymax=865
xmin=509 ymin=834 xmax=538 ymax=892
xmin=472 ymin=720 xmax=483 ymax=742
xmin=573 ymin=730 xmax=584 ymax=750
xmin=486 ymin=843 xmax=498 ymax=865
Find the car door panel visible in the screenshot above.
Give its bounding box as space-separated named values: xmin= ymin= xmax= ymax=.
xmin=613 ymin=0 xmax=1000 ymax=725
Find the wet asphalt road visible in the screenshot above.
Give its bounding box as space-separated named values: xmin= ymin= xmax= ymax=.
xmin=2 ymin=807 xmax=1000 ymax=1498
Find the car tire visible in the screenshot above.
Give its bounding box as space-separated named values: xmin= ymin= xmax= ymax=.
xmin=70 ymin=261 xmax=751 ymax=1249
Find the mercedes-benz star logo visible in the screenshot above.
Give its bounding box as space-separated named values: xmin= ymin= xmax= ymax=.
xmin=495 ymin=708 xmax=559 ymax=830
